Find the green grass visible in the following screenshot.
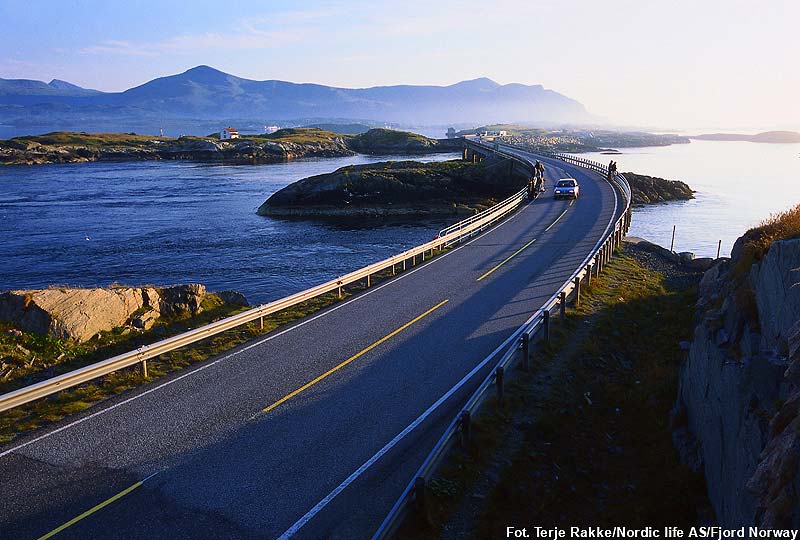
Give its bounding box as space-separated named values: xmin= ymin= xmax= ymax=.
xmin=0 ymin=128 xmax=347 ymax=150
xmin=259 ymin=128 xmax=350 ymax=144
xmin=350 ymin=128 xmax=430 ymax=146
xmin=733 ymin=202 xmax=800 ymax=277
xmin=5 ymin=131 xmax=169 ymax=148
xmin=397 ymin=247 xmax=704 ymax=539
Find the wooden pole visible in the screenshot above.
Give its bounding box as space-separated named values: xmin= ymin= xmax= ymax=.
xmin=670 ymin=225 xmax=676 ymax=252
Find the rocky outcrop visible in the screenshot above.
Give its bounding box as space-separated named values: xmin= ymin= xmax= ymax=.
xmin=623 ymin=172 xmax=694 ymax=205
xmin=672 ymin=237 xmax=800 ymax=526
xmin=0 ymin=128 xmax=462 ymax=166
xmin=347 ymin=128 xmax=462 ymax=154
xmin=624 ymin=237 xmax=717 ymax=272
xmin=257 ymin=158 xmax=528 ymax=218
xmin=0 ymin=284 xmax=248 ymax=342
xmin=0 ymin=135 xmax=355 ymax=166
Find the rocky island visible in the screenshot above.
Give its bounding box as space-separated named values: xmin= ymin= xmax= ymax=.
xmin=258 ymin=159 xmax=528 ymax=218
xmin=0 ymin=128 xmax=461 ymax=166
xmin=623 ymin=171 xmax=694 ymax=205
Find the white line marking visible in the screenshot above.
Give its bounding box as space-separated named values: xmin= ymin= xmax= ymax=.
xmin=275 ymin=152 xmax=623 ymax=539
xmin=0 ymin=200 xmax=530 ymax=459
xmin=275 ymin=309 xmax=527 ymax=540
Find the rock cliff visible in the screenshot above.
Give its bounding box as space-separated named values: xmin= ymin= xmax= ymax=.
xmin=673 ymin=234 xmax=800 ymax=526
xmin=0 ymin=285 xmax=248 ymax=342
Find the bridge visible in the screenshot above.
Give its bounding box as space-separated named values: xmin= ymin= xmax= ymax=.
xmin=0 ymin=141 xmax=630 ymax=539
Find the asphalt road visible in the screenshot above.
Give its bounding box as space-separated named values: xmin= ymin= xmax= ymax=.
xmin=0 ymin=147 xmax=623 ymax=540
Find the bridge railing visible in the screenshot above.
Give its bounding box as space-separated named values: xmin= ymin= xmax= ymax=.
xmin=436 ymin=141 xmax=536 ymax=240
xmin=0 ymin=152 xmax=532 ymax=414
xmin=372 ymin=147 xmax=632 ymax=540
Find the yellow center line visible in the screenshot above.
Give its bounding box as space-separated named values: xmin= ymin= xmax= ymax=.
xmin=477 ymin=198 xmax=575 ymax=283
xmin=37 ymin=480 xmax=144 ymax=540
xmin=544 ymin=199 xmax=573 ymax=233
xmin=262 ymin=299 xmax=449 ymax=414
xmin=476 ymin=237 xmax=537 ymax=282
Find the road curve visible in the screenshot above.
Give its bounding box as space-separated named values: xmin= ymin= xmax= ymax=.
xmin=0 ymin=147 xmax=624 ymax=540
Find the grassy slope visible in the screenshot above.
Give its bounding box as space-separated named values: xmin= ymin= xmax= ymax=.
xmin=399 ymin=246 xmax=705 ymax=539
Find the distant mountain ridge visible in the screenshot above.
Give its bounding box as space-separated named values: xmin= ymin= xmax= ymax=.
xmin=0 ymin=65 xmax=591 ymax=126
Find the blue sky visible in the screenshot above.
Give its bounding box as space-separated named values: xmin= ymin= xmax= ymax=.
xmin=1 ymin=0 xmax=797 ymax=130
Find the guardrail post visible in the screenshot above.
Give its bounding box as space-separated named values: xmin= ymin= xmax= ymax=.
xmin=259 ymin=316 xmax=264 ymax=330
xmin=587 ymin=263 xmax=593 ymax=285
xmin=141 ymin=360 xmax=148 ymax=379
xmin=366 ymin=274 xmax=371 ymax=288
xmin=403 ymin=259 xmax=406 ymax=271
xmin=337 ymin=283 xmax=343 ymax=299
xmin=495 ymin=366 xmax=504 ymax=402
xmin=521 ymin=332 xmax=530 ymax=371
xmin=543 ymin=309 xmax=551 ymax=344
xmin=560 ymin=291 xmax=567 ymax=319
xmin=574 ymin=276 xmax=581 ymax=307
xmin=459 ymin=410 xmax=471 ymax=447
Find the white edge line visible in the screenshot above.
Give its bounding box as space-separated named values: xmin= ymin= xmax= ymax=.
xmin=0 ymin=198 xmax=529 ymax=460
xmin=275 ymin=304 xmax=528 ymax=540
xmin=276 ymin=153 xmax=621 ymax=539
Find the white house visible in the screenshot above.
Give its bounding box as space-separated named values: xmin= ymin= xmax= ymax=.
xmin=220 ymin=127 xmax=240 ymax=140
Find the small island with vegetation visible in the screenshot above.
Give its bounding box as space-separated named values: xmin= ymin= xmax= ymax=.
xmin=258 ymin=159 xmax=528 ymax=218
xmin=0 ymin=128 xmax=462 ymax=166
xmin=455 ymin=124 xmax=690 ymax=153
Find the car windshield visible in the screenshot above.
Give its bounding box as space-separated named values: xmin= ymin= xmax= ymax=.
xmin=556 ymin=180 xmax=576 ymax=187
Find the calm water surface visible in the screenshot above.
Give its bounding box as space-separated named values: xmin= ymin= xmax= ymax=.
xmin=582 ymin=139 xmax=800 ymax=257
xmin=3 ymin=140 xmax=798 ymax=302
xmin=0 ymin=154 xmax=458 ymax=304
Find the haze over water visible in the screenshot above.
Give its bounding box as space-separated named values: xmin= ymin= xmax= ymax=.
xmin=583 ymin=139 xmax=800 ymax=258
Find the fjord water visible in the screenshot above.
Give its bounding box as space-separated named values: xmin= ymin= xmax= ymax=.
xmin=3 ymin=140 xmax=797 ymax=304
xmin=0 ymin=153 xmax=458 ymax=304
xmin=583 ymin=139 xmax=800 ymax=257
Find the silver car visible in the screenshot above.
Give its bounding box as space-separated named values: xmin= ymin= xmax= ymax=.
xmin=554 ymin=178 xmax=580 ymax=199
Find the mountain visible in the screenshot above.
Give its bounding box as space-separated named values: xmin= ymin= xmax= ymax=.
xmin=0 ymin=65 xmax=591 ymax=134
xmin=0 ymin=77 xmax=99 ymax=97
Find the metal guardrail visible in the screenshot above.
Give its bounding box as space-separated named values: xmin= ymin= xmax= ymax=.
xmin=372 ymin=145 xmax=632 ymax=540
xmin=0 ymin=146 xmax=535 ymax=414
xmin=437 ymin=141 xmax=535 ymax=239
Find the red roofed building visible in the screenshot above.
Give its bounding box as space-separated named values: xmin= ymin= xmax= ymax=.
xmin=220 ymin=127 xmax=240 ymax=140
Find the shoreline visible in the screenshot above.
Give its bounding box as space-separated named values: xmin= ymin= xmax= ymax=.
xmin=0 ymin=128 xmax=463 ymax=167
